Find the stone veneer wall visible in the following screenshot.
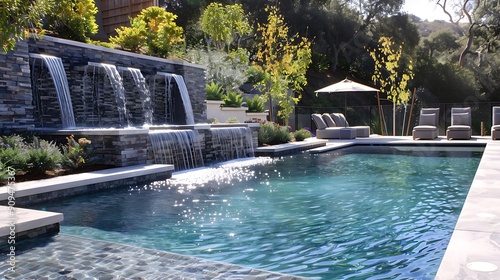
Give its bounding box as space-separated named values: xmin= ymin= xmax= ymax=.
xmin=0 ymin=36 xmax=206 ymax=133
xmin=0 ymin=41 xmax=35 ymax=133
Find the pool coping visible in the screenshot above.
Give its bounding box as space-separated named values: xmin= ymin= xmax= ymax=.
xmin=1 ymin=135 xmax=498 ymax=279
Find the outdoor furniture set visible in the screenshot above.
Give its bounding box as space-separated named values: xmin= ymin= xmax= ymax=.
xmin=312 ymin=106 xmax=500 ymax=140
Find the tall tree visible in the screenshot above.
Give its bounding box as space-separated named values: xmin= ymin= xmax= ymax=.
xmin=0 ymin=0 xmax=52 ymax=52
xmin=369 ymin=36 xmax=414 ymax=135
xmin=200 ymin=3 xmax=251 ymax=51
xmin=253 ymin=5 xmax=312 ymax=125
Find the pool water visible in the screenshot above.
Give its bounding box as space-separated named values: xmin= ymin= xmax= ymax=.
xmin=39 ymin=146 xmax=483 ymax=279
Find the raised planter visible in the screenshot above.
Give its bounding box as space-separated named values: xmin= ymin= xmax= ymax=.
xmin=206 ymin=100 xmax=267 ymax=123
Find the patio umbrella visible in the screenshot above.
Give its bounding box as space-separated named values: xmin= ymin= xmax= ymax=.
xmin=314 ymin=78 xmax=384 ymax=135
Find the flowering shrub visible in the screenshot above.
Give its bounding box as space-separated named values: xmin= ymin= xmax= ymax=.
xmin=62 ymin=135 xmax=94 ymax=169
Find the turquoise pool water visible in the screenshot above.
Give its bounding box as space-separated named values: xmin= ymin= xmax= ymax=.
xmin=39 ymin=146 xmax=483 ymax=279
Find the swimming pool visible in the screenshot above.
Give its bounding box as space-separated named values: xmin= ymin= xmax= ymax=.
xmin=38 ymin=145 xmax=483 ymax=279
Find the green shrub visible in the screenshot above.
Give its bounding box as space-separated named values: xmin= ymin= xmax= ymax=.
xmin=245 ymin=95 xmax=265 ymax=113
xmin=26 ymin=149 xmax=58 ymax=175
xmin=223 ymin=90 xmax=243 ymax=107
xmin=294 ymin=128 xmax=312 ymax=141
xmin=258 ymin=122 xmax=292 ymax=145
xmin=0 ymin=148 xmax=27 ymax=171
xmin=0 ymin=162 xmax=10 ymax=182
xmin=44 ymin=0 xmax=98 ymax=42
xmin=206 ymin=81 xmax=224 ymax=101
xmin=26 ymin=137 xmax=62 ymax=175
xmin=1 ymin=134 xmax=27 ymax=149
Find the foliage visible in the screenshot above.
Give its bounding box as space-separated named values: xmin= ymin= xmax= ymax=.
xmin=222 ymin=90 xmax=243 ymax=107
xmin=25 ymin=137 xmax=62 ymax=175
xmin=0 ymin=162 xmax=10 ymax=182
xmin=258 ymin=122 xmax=292 ymax=145
xmin=109 ymin=6 xmax=184 ymax=58
xmin=43 ymin=0 xmax=98 ymax=42
xmin=0 ymin=0 xmax=51 ymax=52
xmin=186 ymin=48 xmax=250 ymax=91
xmin=0 ymin=148 xmax=27 ymax=171
xmin=368 ymin=36 xmax=414 ymax=105
xmin=110 ymin=20 xmax=146 ymax=52
xmin=245 ymin=95 xmax=265 ymax=113
xmin=253 ymin=5 xmax=312 ymax=125
xmin=206 ymin=81 xmax=225 ymax=101
xmin=225 ymin=117 xmax=240 ymax=123
xmin=62 ymin=135 xmax=94 ymax=169
xmin=294 ymin=128 xmax=312 ymax=141
xmin=422 ymin=30 xmax=460 ymax=58
xmin=200 ymin=3 xmax=252 ymax=51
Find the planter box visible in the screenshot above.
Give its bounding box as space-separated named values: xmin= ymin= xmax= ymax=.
xmin=206 ymin=100 xmax=267 ymax=123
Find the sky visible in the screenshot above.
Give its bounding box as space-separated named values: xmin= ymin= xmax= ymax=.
xmin=402 ymin=0 xmax=449 ymax=21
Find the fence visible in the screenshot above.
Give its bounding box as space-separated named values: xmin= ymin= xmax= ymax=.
xmin=290 ymin=102 xmax=500 ymax=136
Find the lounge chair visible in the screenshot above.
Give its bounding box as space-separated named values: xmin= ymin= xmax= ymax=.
xmin=492 ymin=106 xmax=500 ymax=140
xmin=412 ymin=108 xmax=439 ymax=140
xmin=330 ymin=113 xmax=370 ymax=137
xmin=446 ymin=107 xmax=471 ymax=140
xmin=311 ymin=114 xmax=355 ymax=139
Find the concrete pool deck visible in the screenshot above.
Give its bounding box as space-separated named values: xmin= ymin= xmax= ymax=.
xmin=0 ymin=135 xmax=498 ymax=279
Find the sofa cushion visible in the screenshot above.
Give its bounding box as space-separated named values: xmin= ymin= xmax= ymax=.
xmin=452 ymin=112 xmax=470 ymax=126
xmin=419 ymin=113 xmax=436 ymax=126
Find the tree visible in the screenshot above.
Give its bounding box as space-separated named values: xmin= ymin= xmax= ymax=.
xmin=253 ymin=5 xmax=312 ymax=125
xmin=43 ymin=0 xmax=98 ymax=42
xmin=0 ymin=0 xmax=52 ymax=52
xmin=422 ymin=30 xmax=460 ymax=58
xmin=369 ymin=36 xmax=414 ymax=135
xmin=109 ymin=7 xmax=184 ymax=58
xmin=437 ymin=0 xmax=500 ymax=66
xmin=200 ymin=3 xmax=251 ymax=51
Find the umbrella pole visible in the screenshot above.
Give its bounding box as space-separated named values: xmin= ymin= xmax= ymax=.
xmin=377 ymin=92 xmax=384 ymax=136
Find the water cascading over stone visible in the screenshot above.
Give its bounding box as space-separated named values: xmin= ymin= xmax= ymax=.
xmin=30 ymin=54 xmax=76 ymax=128
xmin=149 ymin=130 xmax=204 ymax=170
xmin=118 ymin=66 xmax=153 ymax=126
xmin=153 ymin=72 xmax=195 ymax=125
xmin=210 ymin=127 xmax=255 ymax=161
xmin=83 ymin=62 xmax=129 ymax=127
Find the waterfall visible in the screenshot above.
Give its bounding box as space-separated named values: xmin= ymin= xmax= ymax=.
xmin=211 ymin=127 xmax=254 ymax=161
xmin=39 ymin=54 xmax=76 ymax=128
xmin=157 ymin=72 xmax=195 ymax=125
xmin=149 ymin=129 xmax=204 ymax=170
xmin=101 ymin=63 xmax=129 ymax=127
xmin=121 ymin=67 xmax=152 ymax=126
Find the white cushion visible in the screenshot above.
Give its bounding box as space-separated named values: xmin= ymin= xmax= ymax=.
xmin=452 ymin=112 xmax=470 ymax=126
xmin=322 ymin=113 xmax=337 ymax=127
xmin=312 ymin=114 xmax=327 ymax=129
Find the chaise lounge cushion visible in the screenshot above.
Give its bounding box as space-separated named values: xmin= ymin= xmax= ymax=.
xmin=452 ymin=112 xmax=470 ymax=126
xmin=312 ymin=114 xmax=327 ymax=129
xmin=322 ymin=113 xmax=337 ymax=127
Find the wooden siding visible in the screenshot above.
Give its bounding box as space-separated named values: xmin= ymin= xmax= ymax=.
xmin=101 ymin=0 xmax=155 ymax=36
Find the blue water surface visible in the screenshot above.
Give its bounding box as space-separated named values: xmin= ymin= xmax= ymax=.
xmin=39 ymin=146 xmax=483 ymax=279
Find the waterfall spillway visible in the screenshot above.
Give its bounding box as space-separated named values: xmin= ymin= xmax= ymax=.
xmin=210 ymin=127 xmax=254 ymax=161
xmin=149 ymin=129 xmax=204 ymax=170
xmin=101 ymin=63 xmax=129 ymax=126
xmin=38 ymin=54 xmax=76 ymax=128
xmin=83 ymin=62 xmax=130 ymax=127
xmin=119 ymin=67 xmax=153 ymax=126
xmin=156 ymin=72 xmax=195 ymax=125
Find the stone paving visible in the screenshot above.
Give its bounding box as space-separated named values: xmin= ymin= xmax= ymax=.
xmin=0 ymin=234 xmax=308 ymax=280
